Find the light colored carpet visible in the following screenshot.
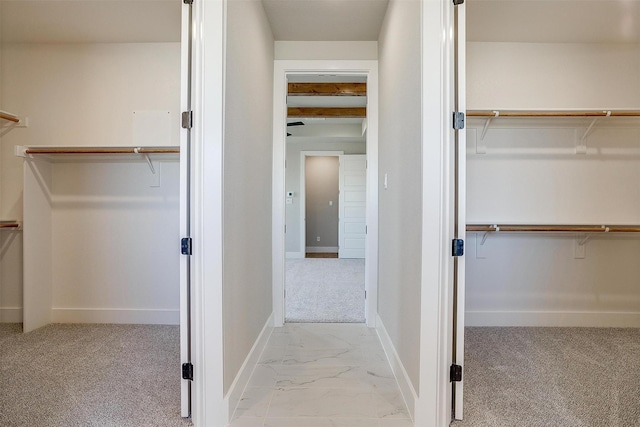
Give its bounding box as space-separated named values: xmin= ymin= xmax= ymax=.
xmin=285 ymin=258 xmax=365 ymax=323
xmin=453 ymin=327 xmax=640 ymax=427
xmin=0 ymin=323 xmax=192 ymax=427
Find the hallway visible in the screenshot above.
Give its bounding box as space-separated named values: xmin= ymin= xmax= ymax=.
xmin=229 ymin=323 xmax=412 ymax=427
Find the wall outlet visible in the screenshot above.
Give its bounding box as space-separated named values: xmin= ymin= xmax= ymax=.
xmin=316 ymin=236 xmax=320 ymax=242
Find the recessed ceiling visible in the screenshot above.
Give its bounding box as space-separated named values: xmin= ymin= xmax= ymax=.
xmin=0 ymin=0 xmax=181 ymax=43
xmin=262 ymin=0 xmax=389 ymax=41
xmin=467 ymin=0 xmax=640 ymax=44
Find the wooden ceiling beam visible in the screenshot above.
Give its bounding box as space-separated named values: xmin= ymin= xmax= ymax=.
xmin=288 ymin=83 xmax=366 ymax=96
xmin=287 ymin=107 xmax=366 ymax=118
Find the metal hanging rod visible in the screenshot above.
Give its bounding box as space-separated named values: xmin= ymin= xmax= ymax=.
xmin=467 ymin=224 xmax=640 ymax=233
xmin=467 ymin=110 xmax=640 ymax=118
xmin=0 ymin=111 xmax=20 ymax=123
xmin=22 ymin=147 xmax=180 ymax=155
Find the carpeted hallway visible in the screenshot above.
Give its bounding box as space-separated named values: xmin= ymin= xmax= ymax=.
xmin=0 ymin=323 xmax=191 ymax=427
xmin=285 ymin=258 xmax=365 ymax=323
xmin=453 ymin=327 xmax=640 ymax=427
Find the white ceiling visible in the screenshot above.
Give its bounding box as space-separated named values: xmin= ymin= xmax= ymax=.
xmin=1 ymin=0 xmax=638 ymax=44
xmin=467 ymin=0 xmax=640 ymax=44
xmin=262 ymin=0 xmax=389 ymax=41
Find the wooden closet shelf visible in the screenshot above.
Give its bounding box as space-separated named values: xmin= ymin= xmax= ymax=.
xmin=467 ymin=224 xmax=640 ymax=233
xmin=0 ymin=221 xmax=21 ymax=229
xmin=0 ymin=111 xmax=20 ymax=123
xmin=22 ymin=147 xmax=180 ymax=155
xmin=467 ymin=110 xmax=640 ymax=118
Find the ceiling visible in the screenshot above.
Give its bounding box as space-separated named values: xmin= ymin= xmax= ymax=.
xmin=1 ymin=0 xmax=638 ymax=44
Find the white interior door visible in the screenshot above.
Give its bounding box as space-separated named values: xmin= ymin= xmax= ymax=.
xmin=339 ymin=155 xmax=366 ymax=259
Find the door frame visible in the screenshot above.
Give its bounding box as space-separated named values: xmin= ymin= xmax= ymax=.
xmin=273 ymin=60 xmax=379 ymax=328
xmin=298 ymin=151 xmax=344 ymax=259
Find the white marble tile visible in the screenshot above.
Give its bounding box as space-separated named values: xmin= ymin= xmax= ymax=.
xmin=267 ymin=388 xmax=376 ymax=418
xmin=248 ymin=365 xmax=279 ymax=387
xmin=228 ymin=417 xmax=265 ymax=427
xmin=372 ymin=390 xmax=411 ymax=419
xmin=282 ymin=347 xmax=364 ymax=366
xmin=266 ymin=333 xmax=291 ymax=347
xmin=378 ymin=419 xmax=414 ymax=427
xmin=233 ymin=387 xmax=273 ymax=418
xmin=275 ymin=365 xmax=397 ymax=391
xmin=258 ymin=345 xmax=287 ymax=366
xmin=264 ymin=417 xmax=379 ymax=427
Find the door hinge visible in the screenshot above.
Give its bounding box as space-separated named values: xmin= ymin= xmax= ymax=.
xmin=183 ymin=0 xmax=193 ymax=4
xmin=181 ymin=237 xmax=192 ymax=255
xmin=453 ymin=112 xmax=465 ymax=130
xmin=452 ymin=239 xmax=464 ymax=257
xmin=181 ymin=111 xmax=193 ymax=129
xmin=453 ymin=0 xmax=464 ymax=5
xmin=182 ymin=362 xmax=194 ymax=380
xmin=450 ymin=364 xmax=462 ymax=382
xmin=365 ymin=290 xmax=367 ymax=299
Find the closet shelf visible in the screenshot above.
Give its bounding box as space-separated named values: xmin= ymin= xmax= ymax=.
xmin=0 ymin=110 xmax=20 ymax=123
xmin=18 ymin=146 xmax=179 ymax=156
xmin=467 ymin=110 xmax=640 ymax=118
xmin=467 ymin=224 xmax=640 ymax=233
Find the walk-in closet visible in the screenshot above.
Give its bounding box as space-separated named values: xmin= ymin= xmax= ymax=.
xmin=0 ymin=2 xmax=187 ymax=425
xmin=461 ymin=2 xmax=640 ymax=425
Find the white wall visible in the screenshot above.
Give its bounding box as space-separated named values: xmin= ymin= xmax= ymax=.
xmin=285 ymin=140 xmax=365 ymax=254
xmin=0 ymin=42 xmax=181 ymax=323
xmin=466 ymin=42 xmax=640 ymax=327
xmin=378 ymin=0 xmax=422 ymax=393
xmin=223 ymin=0 xmax=274 ymax=394
xmin=275 ymin=41 xmax=378 ymax=60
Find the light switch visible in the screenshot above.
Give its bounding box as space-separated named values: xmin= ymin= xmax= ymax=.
xmin=329 ymin=201 xmax=333 ymax=206
xmin=384 ymin=173 xmax=388 ymax=189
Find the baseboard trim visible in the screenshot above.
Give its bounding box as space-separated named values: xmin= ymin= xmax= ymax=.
xmin=286 ymin=251 xmax=305 ymax=259
xmin=466 ymin=310 xmax=640 ymax=327
xmin=0 ymin=307 xmax=22 ymax=323
xmin=227 ymin=312 xmax=274 ymax=422
xmin=51 ymin=308 xmax=180 ymax=325
xmin=305 ymin=246 xmax=338 ymax=253
xmin=376 ymin=313 xmax=417 ymax=420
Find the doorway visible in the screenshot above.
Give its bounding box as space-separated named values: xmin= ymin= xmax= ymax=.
xmin=272 ymin=61 xmax=379 ymax=327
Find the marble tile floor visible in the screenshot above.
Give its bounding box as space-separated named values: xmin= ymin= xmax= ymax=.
xmin=229 ymin=323 xmax=413 ymax=427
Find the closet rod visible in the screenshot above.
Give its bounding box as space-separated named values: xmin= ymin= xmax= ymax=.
xmin=0 ymin=222 xmax=20 ymax=229
xmin=23 ymin=147 xmax=180 ymax=155
xmin=0 ymin=111 xmax=20 ymax=123
xmin=467 ymin=110 xmax=640 ymax=118
xmin=467 ymin=224 xmax=640 ymax=233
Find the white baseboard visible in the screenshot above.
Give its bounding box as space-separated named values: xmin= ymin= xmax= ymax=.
xmin=466 ymin=310 xmax=640 ymax=328
xmin=376 ymin=313 xmax=417 ymax=420
xmin=0 ymin=307 xmax=22 ymax=323
xmin=305 ymin=246 xmax=338 ymax=253
xmin=51 ymin=308 xmax=180 ymax=325
xmin=286 ymin=251 xmax=305 ymax=259
xmin=227 ymin=312 xmax=274 ymax=422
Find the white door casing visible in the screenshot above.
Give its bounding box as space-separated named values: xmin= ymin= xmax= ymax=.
xmin=272 ymin=60 xmax=379 ymax=328
xmin=339 ymin=155 xmax=367 ymax=259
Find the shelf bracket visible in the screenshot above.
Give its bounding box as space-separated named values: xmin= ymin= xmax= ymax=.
xmin=577 ymin=111 xmax=610 ymax=154
xmin=480 ymin=111 xmax=499 ymax=141
xmin=134 ymin=147 xmax=156 ymax=174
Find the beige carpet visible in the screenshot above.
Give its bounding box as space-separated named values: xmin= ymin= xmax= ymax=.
xmin=0 ymin=323 xmax=192 ymax=427
xmin=453 ymin=327 xmax=640 ymax=427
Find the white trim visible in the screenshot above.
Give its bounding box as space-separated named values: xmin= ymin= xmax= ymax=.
xmin=414 ymin=0 xmax=456 ymax=426
xmin=305 ymin=246 xmax=339 ymax=253
xmin=191 ymin=0 xmax=227 ymax=425
xmin=273 ymin=60 xmax=379 ymax=328
xmin=286 ymin=252 xmax=305 ymax=259
xmin=50 ymin=308 xmax=179 ymax=325
xmin=376 ymin=314 xmax=416 ymax=420
xmin=299 ymin=150 xmax=344 ymax=258
xmin=227 ymin=313 xmax=274 ymax=420
xmin=466 ymin=311 xmax=640 ymax=328
xmin=0 ymin=307 xmax=22 ymax=323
